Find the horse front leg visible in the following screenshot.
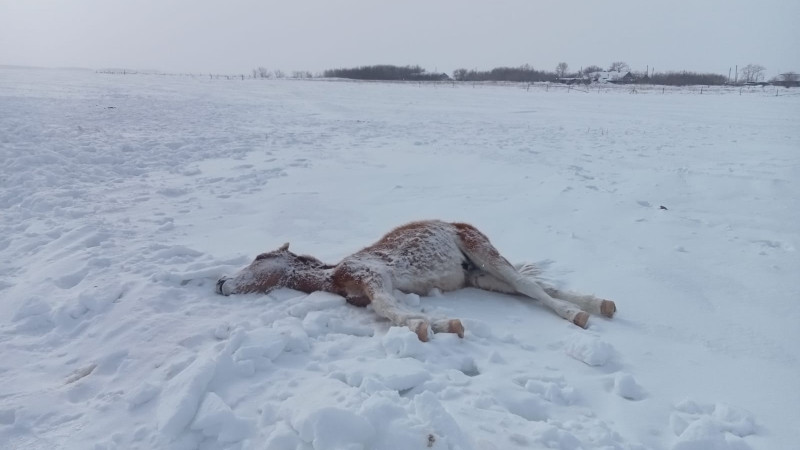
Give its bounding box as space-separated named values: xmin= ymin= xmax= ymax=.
xmin=338 ymin=267 xmax=462 ymax=340
xmin=365 ymin=286 xmax=464 ymax=341
xmin=368 ymin=288 xmax=431 ymax=341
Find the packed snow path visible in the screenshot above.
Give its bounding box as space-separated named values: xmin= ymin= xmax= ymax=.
xmin=1 ymin=68 xmax=798 ymax=450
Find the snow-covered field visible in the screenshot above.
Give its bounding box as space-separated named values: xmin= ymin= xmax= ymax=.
xmin=1 ymin=67 xmax=798 ymax=450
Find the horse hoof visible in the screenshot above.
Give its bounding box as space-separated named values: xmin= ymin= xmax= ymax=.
xmin=572 ymin=311 xmax=590 ymax=329
xmin=432 ymin=319 xmax=464 ymax=338
xmin=408 ymin=319 xmax=429 ymax=342
xmin=448 ymin=319 xmax=464 ymax=338
xmin=600 ymin=300 xmax=616 ymax=318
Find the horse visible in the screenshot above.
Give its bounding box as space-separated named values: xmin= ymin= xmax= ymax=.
xmin=216 ymin=220 xmax=616 ymax=341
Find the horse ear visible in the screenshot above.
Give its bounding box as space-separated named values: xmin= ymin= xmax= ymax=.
xmin=278 ymin=242 xmax=290 ymax=251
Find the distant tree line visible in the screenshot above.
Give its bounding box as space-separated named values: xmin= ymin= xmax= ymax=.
xmin=322 ymin=65 xmax=449 ymax=81
xmin=450 ymin=63 xmax=731 ymax=86
xmin=452 ymin=65 xmax=557 ymax=82
xmin=239 ymin=61 xmax=796 ymax=87
xmin=639 ymin=71 xmax=728 ymax=86
xmin=252 ymin=67 xmax=313 ymax=79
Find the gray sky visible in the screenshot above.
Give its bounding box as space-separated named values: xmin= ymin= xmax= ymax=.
xmin=1 ymin=0 xmax=798 ymax=77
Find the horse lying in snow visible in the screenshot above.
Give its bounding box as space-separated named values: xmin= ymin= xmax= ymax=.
xmin=216 ymin=220 xmax=616 ymax=341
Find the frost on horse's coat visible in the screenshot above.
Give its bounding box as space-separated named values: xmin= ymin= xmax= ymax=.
xmin=216 ymin=220 xmax=616 ymax=341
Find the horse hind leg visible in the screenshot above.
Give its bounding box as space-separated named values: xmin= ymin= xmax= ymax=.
xmin=466 ymin=268 xmax=589 ymax=327
xmin=470 ymin=264 xmax=616 ymax=320
xmin=541 ymin=286 xmax=616 ymax=318
xmin=512 ymin=263 xmax=615 ymax=317
xmin=455 ymin=224 xmax=589 ymax=328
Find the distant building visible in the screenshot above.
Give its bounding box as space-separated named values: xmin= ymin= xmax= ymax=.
xmin=772 ymin=73 xmax=799 ymax=88
xmin=556 ymin=77 xmax=589 ymax=85
xmin=587 ymin=71 xmax=635 ymax=84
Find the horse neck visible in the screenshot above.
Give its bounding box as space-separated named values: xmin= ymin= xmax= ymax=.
xmin=285 ymin=264 xmax=335 ymax=294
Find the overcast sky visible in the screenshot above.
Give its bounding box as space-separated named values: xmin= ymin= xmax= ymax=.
xmin=1 ymin=0 xmax=798 ymax=77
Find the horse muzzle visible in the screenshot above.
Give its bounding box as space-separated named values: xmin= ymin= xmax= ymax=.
xmin=215 ymin=277 xmax=230 ymax=295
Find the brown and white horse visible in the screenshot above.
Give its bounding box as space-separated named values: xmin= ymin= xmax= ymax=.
xmin=216 ymin=220 xmax=616 ymax=341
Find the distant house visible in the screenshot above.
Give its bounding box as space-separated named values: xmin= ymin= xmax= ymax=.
xmin=771 ymin=73 xmax=799 ymax=88
xmin=587 ymin=71 xmax=635 ymax=84
xmin=556 ymin=77 xmax=589 ymax=85
xmin=774 ymin=80 xmax=799 ymax=88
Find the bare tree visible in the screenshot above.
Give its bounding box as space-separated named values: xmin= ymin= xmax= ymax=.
xmin=273 ymin=69 xmax=285 ymax=79
xmin=452 ymin=68 xmax=468 ymax=81
xmin=257 ymin=67 xmax=270 ymax=79
xmin=556 ymin=62 xmax=569 ymax=78
xmin=608 ymin=61 xmax=630 ymax=72
xmin=740 ymin=64 xmax=766 ymax=83
xmin=582 ymin=65 xmax=603 ymax=75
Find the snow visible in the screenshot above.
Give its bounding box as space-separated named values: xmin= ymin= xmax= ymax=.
xmin=382 ymin=326 xmax=426 ymax=358
xmin=612 ymin=372 xmax=646 ymax=401
xmin=156 ymin=354 xmax=217 ymax=437
xmin=1 ymin=68 xmax=798 ymax=450
xmin=564 ymin=333 xmax=616 ymax=366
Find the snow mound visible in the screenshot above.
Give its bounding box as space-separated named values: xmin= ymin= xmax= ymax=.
xmin=232 ymin=327 xmax=287 ymax=362
xmin=333 ymin=357 xmax=431 ymax=393
xmin=564 ymin=334 xmax=615 ymax=366
xmin=271 ymin=316 xmax=312 ymax=352
xmin=671 ymin=400 xmax=757 ymax=450
xmin=522 ymin=375 xmax=579 ymax=405
xmin=287 ymin=291 xmax=346 ymax=317
xmin=302 ymin=310 xmax=374 ymax=337
xmin=293 ymin=407 xmax=375 ymax=450
xmin=382 ymin=326 xmax=426 ymax=358
xmin=359 ymin=393 xmax=442 ymax=449
xmin=494 ymin=386 xmax=549 ymax=421
xmin=414 ymin=392 xmax=475 ymax=450
xmin=190 ymin=392 xmax=249 ymax=443
xmin=613 ymin=372 xmax=646 ymax=400
xmin=156 ymin=355 xmax=217 ymax=436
